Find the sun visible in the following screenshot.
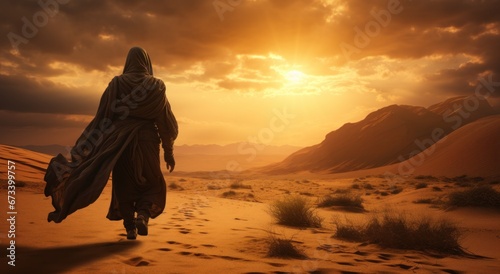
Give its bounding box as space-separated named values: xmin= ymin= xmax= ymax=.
xmin=284 ymin=70 xmax=305 ymax=84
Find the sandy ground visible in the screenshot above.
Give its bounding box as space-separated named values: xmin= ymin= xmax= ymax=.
xmin=1 ymin=173 xmax=500 ymax=274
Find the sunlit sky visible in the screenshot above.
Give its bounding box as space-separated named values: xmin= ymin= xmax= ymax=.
xmin=1 ymin=0 xmax=499 ymax=147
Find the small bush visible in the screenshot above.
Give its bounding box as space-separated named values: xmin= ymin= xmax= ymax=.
xmin=448 ymin=185 xmax=500 ymax=208
xmin=269 ymin=196 xmax=322 ymax=228
xmin=351 ymin=183 xmax=361 ymax=189
xmin=391 ymin=187 xmax=403 ymax=194
xmin=333 ymin=211 xmax=464 ymax=254
xmin=363 ymin=183 xmax=374 ymax=190
xmin=168 ymin=182 xmax=183 ymax=190
xmin=415 ymin=182 xmax=428 ymax=189
xmin=432 ymin=186 xmax=442 ymax=192
xmin=221 ymin=190 xmax=236 ymax=197
xmin=317 ymin=194 xmax=364 ymax=210
xmin=267 ymin=234 xmax=306 ymax=259
xmin=333 ymin=219 xmax=365 ymax=242
xmin=229 ymin=181 xmax=252 ymax=189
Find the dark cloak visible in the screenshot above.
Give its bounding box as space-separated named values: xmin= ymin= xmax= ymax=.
xmin=44 ymin=47 xmax=177 ymax=223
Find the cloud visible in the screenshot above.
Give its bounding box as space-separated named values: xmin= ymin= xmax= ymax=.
xmin=1 ymin=0 xmax=499 ymax=147
xmin=0 ymin=74 xmax=100 ymax=114
xmin=1 ymin=0 xmax=499 ymax=95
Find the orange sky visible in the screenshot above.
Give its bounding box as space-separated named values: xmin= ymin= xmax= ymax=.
xmin=1 ymin=0 xmax=499 ymax=147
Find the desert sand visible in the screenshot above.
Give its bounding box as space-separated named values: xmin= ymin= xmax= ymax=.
xmin=1 ymin=145 xmax=500 ymax=274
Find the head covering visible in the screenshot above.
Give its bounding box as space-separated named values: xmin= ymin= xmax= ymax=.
xmin=123 ymin=47 xmax=154 ymax=75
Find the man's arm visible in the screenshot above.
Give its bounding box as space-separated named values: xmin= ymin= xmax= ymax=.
xmin=156 ymin=99 xmax=178 ymax=172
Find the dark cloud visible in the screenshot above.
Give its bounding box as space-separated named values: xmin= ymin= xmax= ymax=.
xmin=0 ymin=110 xmax=89 ymax=128
xmin=1 ymin=0 xmax=499 ymax=114
xmin=0 ymin=74 xmax=100 ymax=115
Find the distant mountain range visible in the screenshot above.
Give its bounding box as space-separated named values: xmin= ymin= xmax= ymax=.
xmin=9 ymin=95 xmax=500 ymax=176
xmin=19 ymin=143 xmax=301 ymax=172
xmin=259 ymin=95 xmax=500 ymax=176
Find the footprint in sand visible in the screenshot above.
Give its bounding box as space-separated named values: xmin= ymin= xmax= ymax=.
xmin=123 ymin=256 xmax=151 ymax=267
xmin=157 ymin=248 xmax=172 ymax=252
xmin=182 ymin=243 xmax=197 ymax=249
xmin=178 ymin=228 xmax=191 ymax=234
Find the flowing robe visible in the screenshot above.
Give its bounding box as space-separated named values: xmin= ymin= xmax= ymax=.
xmin=44 ymin=48 xmax=178 ymax=223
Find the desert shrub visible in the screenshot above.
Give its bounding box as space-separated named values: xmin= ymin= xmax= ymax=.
xmin=229 ymin=181 xmax=251 ymax=189
xmin=266 ymin=234 xmax=306 ymax=259
xmin=415 ymin=182 xmax=428 ymax=189
xmin=432 ymin=186 xmax=442 ymax=192
xmin=333 ymin=211 xmax=464 ymax=254
xmin=448 ymin=185 xmax=500 ymax=208
xmin=391 ymin=187 xmax=403 ymax=194
xmin=269 ymin=196 xmax=322 ymax=228
xmin=333 ymin=218 xmax=365 ymax=242
xmin=317 ymin=194 xmax=364 ymax=210
xmin=168 ymin=182 xmax=183 ymax=190
xmin=380 ymin=191 xmax=389 ymax=196
xmin=363 ymin=183 xmax=374 ymax=190
xmin=221 ymin=190 xmax=236 ymax=197
xmin=365 ymin=213 xmax=462 ymax=254
xmin=351 ymin=183 xmax=361 ymax=189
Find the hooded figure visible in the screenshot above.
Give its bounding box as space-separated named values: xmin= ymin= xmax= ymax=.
xmin=44 ymin=47 xmax=178 ymax=239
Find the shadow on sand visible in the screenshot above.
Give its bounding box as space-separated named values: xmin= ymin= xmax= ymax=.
xmin=0 ymin=240 xmax=141 ymax=273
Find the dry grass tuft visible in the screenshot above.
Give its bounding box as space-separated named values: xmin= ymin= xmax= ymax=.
xmin=266 ymin=234 xmax=306 ymax=259
xmin=269 ymin=196 xmax=322 ymax=228
xmin=317 ymin=194 xmax=364 ymax=211
xmin=448 ymin=185 xmax=500 ymax=208
xmin=229 ymin=181 xmax=252 ymax=189
xmin=333 ymin=211 xmax=465 ymax=255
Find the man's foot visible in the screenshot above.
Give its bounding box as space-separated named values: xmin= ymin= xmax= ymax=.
xmin=126 ymin=228 xmax=137 ymax=240
xmin=136 ymin=215 xmax=148 ymax=236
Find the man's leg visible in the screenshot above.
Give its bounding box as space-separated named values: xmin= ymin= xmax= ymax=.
xmin=135 ymin=201 xmax=151 ymax=236
xmin=120 ymin=201 xmax=137 ymax=240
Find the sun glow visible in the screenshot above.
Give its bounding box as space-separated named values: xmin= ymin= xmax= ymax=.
xmin=284 ymin=70 xmax=305 ymax=84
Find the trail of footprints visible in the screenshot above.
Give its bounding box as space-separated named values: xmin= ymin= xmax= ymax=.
xmin=121 ymin=195 xmax=250 ymax=267
xmin=314 ymin=243 xmax=462 ymax=273
xmin=166 ymin=196 xmax=212 ymax=235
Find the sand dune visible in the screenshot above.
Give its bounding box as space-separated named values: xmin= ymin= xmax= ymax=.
xmin=1 ymin=143 xmax=500 ymax=273
xmin=0 ymin=144 xmax=51 ymax=182
xmin=260 ymin=96 xmax=497 ymax=175
xmin=385 ymin=115 xmax=500 ymax=177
